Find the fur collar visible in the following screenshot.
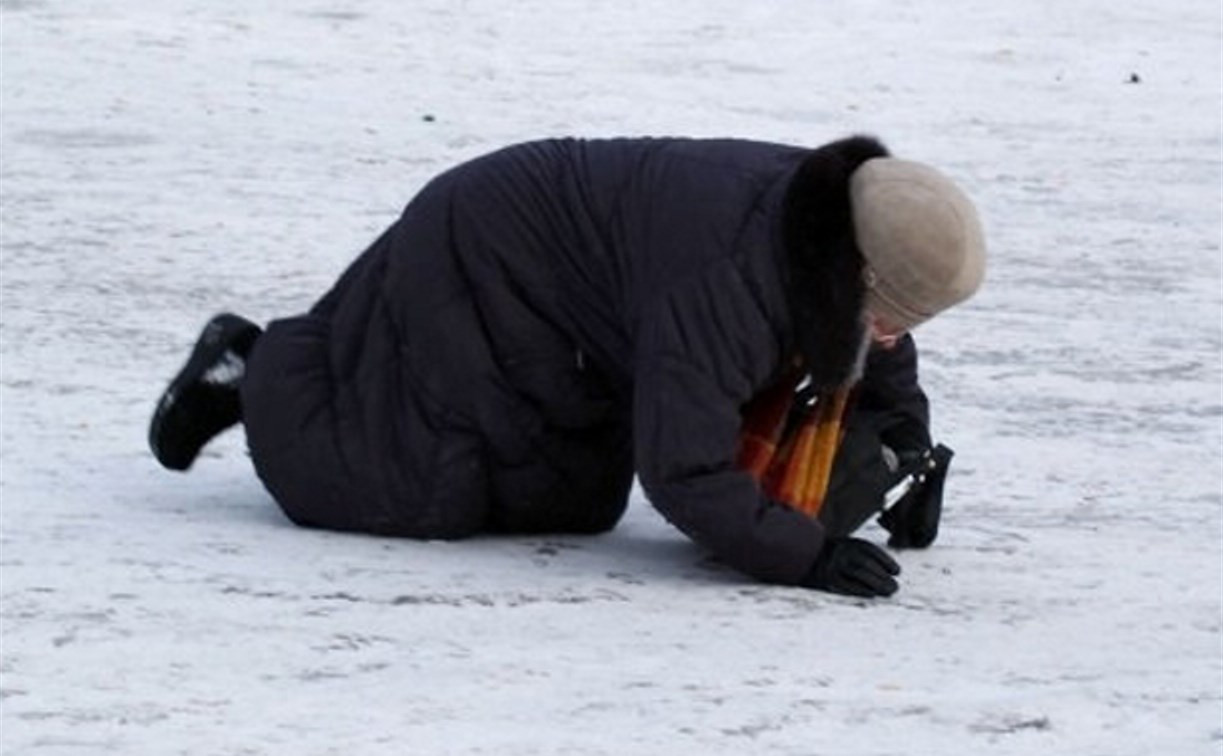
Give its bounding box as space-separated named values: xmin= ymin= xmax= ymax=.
xmin=782 ymin=135 xmax=890 ymax=390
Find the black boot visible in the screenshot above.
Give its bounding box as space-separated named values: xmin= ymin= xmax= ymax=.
xmin=149 ymin=313 xmax=262 ymax=471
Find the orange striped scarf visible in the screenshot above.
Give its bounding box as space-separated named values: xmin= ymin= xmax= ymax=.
xmin=736 ymin=370 xmax=854 ymax=517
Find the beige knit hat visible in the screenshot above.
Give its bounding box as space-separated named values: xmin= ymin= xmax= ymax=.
xmin=850 ymin=158 xmax=986 ymax=331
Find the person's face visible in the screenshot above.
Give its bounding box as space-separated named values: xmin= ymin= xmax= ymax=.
xmin=867 ymin=311 xmax=907 ymax=350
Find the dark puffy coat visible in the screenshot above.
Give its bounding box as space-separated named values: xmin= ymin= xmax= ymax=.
xmin=240 ymin=135 xmax=927 ymax=585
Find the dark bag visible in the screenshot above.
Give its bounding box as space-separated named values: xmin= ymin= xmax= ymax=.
xmin=877 ymin=444 xmax=953 ymax=549
xmin=819 ymin=410 xmax=952 ymax=546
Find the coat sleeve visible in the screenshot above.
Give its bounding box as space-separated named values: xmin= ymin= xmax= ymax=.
xmin=633 ymin=259 xmax=826 ymax=585
xmin=856 ymin=334 xmax=932 ymax=453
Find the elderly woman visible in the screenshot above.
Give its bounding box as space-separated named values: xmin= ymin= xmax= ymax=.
xmin=150 ymin=135 xmax=984 ymax=598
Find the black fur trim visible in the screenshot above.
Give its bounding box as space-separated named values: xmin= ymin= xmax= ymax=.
xmin=782 ymin=135 xmax=890 ymax=390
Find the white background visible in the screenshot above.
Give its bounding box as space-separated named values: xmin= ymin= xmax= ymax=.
xmin=2 ymin=1 xmax=1220 ymax=754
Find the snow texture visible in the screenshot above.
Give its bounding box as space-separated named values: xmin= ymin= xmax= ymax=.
xmin=1 ymin=1 xmax=1220 ymax=754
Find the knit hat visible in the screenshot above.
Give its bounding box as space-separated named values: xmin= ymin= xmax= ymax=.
xmin=849 ymin=158 xmax=986 ymax=331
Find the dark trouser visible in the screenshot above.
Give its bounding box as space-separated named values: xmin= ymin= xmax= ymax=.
xmin=240 ymin=315 xmax=390 ymax=534
xmin=486 ymin=421 xmax=635 ymax=535
xmin=241 ymin=320 xmax=633 ymax=538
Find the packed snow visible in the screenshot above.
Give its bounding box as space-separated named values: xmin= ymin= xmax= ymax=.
xmin=1 ymin=1 xmax=1220 ymax=754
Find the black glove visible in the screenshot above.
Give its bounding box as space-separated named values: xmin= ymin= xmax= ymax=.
xmin=878 ymin=444 xmax=953 ymax=549
xmin=801 ymin=537 xmax=900 ymax=598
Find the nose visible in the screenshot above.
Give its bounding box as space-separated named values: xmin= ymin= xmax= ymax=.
xmin=873 ymin=333 xmax=902 ymax=350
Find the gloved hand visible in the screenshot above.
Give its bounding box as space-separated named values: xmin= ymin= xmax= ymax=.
xmin=801 ymin=537 xmax=900 ymax=598
xmin=879 ymin=444 xmax=953 ymax=549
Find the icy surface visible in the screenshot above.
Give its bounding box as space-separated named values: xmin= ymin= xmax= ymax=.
xmin=1 ymin=1 xmax=1220 ymax=754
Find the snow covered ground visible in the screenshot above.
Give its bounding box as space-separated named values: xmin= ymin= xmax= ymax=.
xmin=1 ymin=0 xmax=1220 ymax=753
